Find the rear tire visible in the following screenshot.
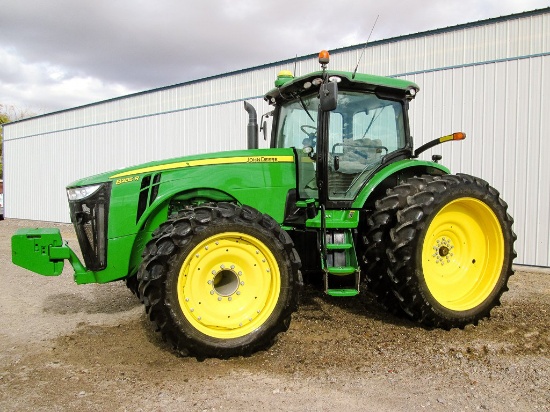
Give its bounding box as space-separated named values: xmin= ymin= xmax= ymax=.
xmin=387 ymin=174 xmax=516 ymax=328
xmin=137 ymin=203 xmax=301 ymax=358
xmin=361 ymin=177 xmax=435 ymax=313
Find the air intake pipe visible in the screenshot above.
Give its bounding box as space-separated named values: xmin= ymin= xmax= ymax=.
xmin=244 ymin=101 xmax=258 ymax=149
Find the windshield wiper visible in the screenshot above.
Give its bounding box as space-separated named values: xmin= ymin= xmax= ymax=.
xmin=298 ymin=95 xmax=315 ymax=123
xmin=362 ymin=106 xmax=386 ymax=138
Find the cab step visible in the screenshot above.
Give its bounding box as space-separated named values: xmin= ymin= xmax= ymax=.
xmin=323 ymin=229 xmax=360 ymax=297
xmin=327 ymin=266 xmax=356 ymax=275
xmin=326 ymin=288 xmax=360 ymax=297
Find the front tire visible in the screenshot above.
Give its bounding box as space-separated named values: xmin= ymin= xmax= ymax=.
xmin=387 ymin=174 xmax=516 ymax=328
xmin=137 ymin=203 xmax=301 ymax=358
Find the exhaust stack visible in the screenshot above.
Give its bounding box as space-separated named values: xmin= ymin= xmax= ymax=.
xmin=244 ymin=101 xmax=258 ymax=149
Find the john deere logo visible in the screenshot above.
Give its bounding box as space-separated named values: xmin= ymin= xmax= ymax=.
xmin=247 ymin=157 xmax=279 ymax=163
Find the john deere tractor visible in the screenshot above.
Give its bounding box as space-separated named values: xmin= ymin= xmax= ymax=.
xmin=12 ymin=50 xmax=516 ymax=358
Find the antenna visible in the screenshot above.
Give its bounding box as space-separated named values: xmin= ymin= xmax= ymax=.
xmin=352 ymin=15 xmax=379 ymax=79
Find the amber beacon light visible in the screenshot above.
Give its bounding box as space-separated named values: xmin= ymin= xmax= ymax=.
xmin=318 ymin=50 xmax=330 ymax=65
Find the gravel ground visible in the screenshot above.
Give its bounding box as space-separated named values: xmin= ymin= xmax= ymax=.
xmin=0 ymin=218 xmax=548 ymax=411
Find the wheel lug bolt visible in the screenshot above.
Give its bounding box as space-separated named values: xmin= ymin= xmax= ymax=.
xmin=218 ymin=297 xmax=222 ymax=301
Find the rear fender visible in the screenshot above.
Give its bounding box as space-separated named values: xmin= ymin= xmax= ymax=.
xmin=352 ymin=160 xmax=449 ymax=208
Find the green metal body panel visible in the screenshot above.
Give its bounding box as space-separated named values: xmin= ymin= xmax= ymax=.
xmin=352 ymin=159 xmax=450 ymax=208
xmin=306 ymin=209 xmax=360 ymax=229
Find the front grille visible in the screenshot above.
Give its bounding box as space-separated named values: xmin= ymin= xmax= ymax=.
xmin=69 ymin=183 xmax=111 ymax=271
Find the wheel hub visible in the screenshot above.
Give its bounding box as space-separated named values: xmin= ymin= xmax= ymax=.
xmin=432 ymin=237 xmax=454 ymax=265
xmin=211 ymin=267 xmax=241 ymax=297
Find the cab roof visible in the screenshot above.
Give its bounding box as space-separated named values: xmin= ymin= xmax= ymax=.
xmin=264 ymin=70 xmax=419 ymax=104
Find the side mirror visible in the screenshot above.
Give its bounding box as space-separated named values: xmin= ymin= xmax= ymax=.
xmin=262 ymin=121 xmax=268 ymax=141
xmin=259 ymin=111 xmax=273 ymax=142
xmin=320 ymin=81 xmax=337 ymax=112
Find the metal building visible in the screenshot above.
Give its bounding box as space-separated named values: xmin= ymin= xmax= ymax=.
xmin=3 ymin=8 xmax=550 ymax=267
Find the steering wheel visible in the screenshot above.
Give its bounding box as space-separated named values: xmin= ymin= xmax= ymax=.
xmin=301 ymin=125 xmax=317 ymax=137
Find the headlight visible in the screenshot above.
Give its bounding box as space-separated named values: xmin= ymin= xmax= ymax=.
xmin=67 ymin=184 xmax=102 ymax=201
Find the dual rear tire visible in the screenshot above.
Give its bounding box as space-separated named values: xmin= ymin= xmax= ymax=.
xmin=363 ymin=173 xmax=516 ymax=328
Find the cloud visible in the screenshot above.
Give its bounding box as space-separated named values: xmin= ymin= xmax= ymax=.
xmin=0 ymin=46 xmax=132 ymax=113
xmin=0 ymin=0 xmax=548 ymax=113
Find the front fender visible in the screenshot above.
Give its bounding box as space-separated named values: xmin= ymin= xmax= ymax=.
xmin=126 ymin=188 xmax=238 ymax=280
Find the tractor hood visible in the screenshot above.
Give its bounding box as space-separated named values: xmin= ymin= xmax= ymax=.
xmin=67 ymin=148 xmax=295 ymax=188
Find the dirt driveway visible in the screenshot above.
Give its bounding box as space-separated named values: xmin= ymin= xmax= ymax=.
xmin=1 ymin=219 xmax=548 ymax=411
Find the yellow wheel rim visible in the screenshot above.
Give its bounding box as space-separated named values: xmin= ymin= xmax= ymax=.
xmin=422 ymin=197 xmax=504 ymax=311
xmin=177 ymin=232 xmax=281 ymax=339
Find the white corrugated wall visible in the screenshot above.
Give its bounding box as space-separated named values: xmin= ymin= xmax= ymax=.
xmin=3 ymin=9 xmax=549 ymax=266
xmin=407 ymin=55 xmax=550 ymax=268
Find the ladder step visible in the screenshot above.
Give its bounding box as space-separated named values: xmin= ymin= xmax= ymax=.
xmin=327 ymin=266 xmax=356 ymax=275
xmin=326 ymin=289 xmax=360 ymax=297
xmin=326 ymin=243 xmax=353 ymax=250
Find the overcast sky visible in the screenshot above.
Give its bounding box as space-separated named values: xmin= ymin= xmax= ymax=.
xmin=1 ymin=0 xmax=548 ymax=115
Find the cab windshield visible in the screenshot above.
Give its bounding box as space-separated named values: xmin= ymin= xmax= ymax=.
xmin=275 ymin=90 xmax=406 ymax=200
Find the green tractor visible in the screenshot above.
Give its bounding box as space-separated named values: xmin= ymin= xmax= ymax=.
xmin=12 ymin=51 xmax=516 ymax=358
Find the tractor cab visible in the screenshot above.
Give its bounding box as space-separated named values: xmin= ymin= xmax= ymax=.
xmin=264 ymin=51 xmax=419 ymax=207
